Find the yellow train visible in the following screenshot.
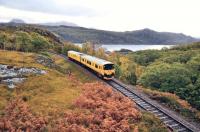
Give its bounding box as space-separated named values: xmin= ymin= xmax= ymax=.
xmin=68 ymin=50 xmax=115 ymax=80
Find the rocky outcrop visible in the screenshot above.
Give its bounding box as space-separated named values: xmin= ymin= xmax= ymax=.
xmin=0 ymin=64 xmax=46 ymax=88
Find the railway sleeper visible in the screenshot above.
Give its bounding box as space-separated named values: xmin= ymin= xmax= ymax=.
xmin=131 ymin=97 xmax=141 ymax=100
xmin=142 ymin=105 xmax=152 ymax=109
xmin=155 ymin=112 xmax=164 ymax=116
xmin=143 ymin=105 xmax=152 ymax=109
xmin=139 ymin=102 xmax=148 ymax=106
xmin=146 ymin=107 xmax=156 ymax=111
xmin=136 ymin=100 xmax=146 ymax=104
xmin=164 ymin=119 xmax=174 ymax=124
xmin=177 ymin=128 xmax=187 ymax=132
xmin=135 ymin=100 xmax=144 ymax=104
xmin=171 ymin=124 xmax=184 ymax=130
xmin=113 ymin=87 xmax=122 ymax=90
xmin=159 ymin=116 xmax=168 ymax=120
xmin=126 ymin=95 xmax=135 ymax=98
xmin=129 ymin=95 xmax=138 ymax=98
xmin=160 ymin=117 xmax=171 ymax=122
xmin=114 ymin=86 xmax=122 ymax=89
xmin=124 ymin=93 xmax=133 ymax=96
xmin=140 ymin=102 xmax=148 ymax=105
xmin=119 ymin=89 xmax=128 ymax=92
xmin=150 ymin=109 xmax=159 ymax=112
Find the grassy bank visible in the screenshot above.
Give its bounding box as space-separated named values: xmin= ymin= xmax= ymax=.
xmin=0 ymin=50 xmax=94 ymax=118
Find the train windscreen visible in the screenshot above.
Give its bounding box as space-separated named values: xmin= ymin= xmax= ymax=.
xmin=104 ymin=64 xmax=114 ymax=70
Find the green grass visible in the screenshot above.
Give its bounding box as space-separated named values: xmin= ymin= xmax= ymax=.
xmin=137 ymin=112 xmax=168 ymax=132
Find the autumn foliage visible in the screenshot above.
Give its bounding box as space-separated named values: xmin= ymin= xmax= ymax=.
xmin=0 ymin=98 xmax=47 ymax=131
xmin=0 ymin=82 xmax=141 ymax=131
xmin=53 ymin=82 xmax=141 ymax=131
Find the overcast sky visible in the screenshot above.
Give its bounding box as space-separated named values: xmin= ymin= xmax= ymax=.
xmin=0 ymin=0 xmax=200 ymax=37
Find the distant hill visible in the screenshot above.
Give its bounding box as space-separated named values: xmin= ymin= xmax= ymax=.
xmin=40 ymin=21 xmax=78 ymax=27
xmin=42 ymin=26 xmax=199 ymax=44
xmin=8 ymin=19 xmax=77 ymax=27
xmin=9 ymin=19 xmax=25 ymax=24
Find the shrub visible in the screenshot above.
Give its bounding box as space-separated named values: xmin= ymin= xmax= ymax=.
xmin=139 ymin=63 xmax=191 ymax=93
xmin=53 ymin=82 xmax=141 ymax=131
xmin=133 ymin=50 xmax=161 ymax=66
xmin=0 ymin=98 xmax=47 ymax=131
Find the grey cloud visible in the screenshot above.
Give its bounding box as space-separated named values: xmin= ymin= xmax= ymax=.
xmin=0 ymin=0 xmax=97 ymax=17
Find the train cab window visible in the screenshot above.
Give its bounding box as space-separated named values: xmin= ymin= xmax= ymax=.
xmin=95 ymin=64 xmax=98 ymax=68
xmin=104 ymin=64 xmax=114 ymax=70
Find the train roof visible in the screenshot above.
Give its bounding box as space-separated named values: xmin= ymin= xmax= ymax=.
xmin=68 ymin=50 xmax=113 ymax=65
xmin=68 ymin=50 xmax=83 ymax=55
xmin=81 ymin=54 xmax=113 ymax=65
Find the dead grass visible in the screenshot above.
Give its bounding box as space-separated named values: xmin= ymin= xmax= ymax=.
xmin=18 ymin=71 xmax=82 ymax=117
xmin=0 ymin=50 xmax=44 ymax=68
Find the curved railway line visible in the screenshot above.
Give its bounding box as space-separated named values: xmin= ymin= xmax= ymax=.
xmin=52 ymin=53 xmax=199 ymax=132
xmin=107 ymin=79 xmax=198 ymax=132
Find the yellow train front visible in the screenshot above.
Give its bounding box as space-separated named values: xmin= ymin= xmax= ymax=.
xmin=68 ymin=50 xmax=115 ymax=80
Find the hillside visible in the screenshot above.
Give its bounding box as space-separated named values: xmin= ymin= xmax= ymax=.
xmin=0 ymin=23 xmax=64 ymax=53
xmin=43 ymin=26 xmax=199 ymax=44
xmin=0 ymin=51 xmax=167 ymax=131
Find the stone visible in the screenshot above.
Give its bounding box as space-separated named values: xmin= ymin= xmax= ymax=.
xmin=0 ymin=64 xmax=46 ymax=88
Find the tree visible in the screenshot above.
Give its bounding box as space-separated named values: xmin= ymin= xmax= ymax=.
xmin=15 ymin=31 xmax=32 ymax=52
xmin=96 ymin=47 xmax=107 ymax=59
xmin=139 ymin=63 xmax=192 ymax=92
xmin=82 ymin=41 xmax=94 ymax=55
xmin=61 ymin=42 xmax=81 ymax=54
xmin=31 ymin=32 xmax=50 ymax=52
xmin=119 ymin=56 xmax=137 ymax=84
xmin=133 ymin=50 xmax=161 ymax=66
xmin=0 ymin=32 xmax=8 ymax=50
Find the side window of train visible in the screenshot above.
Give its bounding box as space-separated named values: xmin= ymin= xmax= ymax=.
xmin=87 ymin=60 xmax=91 ymax=65
xmin=95 ymin=64 xmax=98 ymax=68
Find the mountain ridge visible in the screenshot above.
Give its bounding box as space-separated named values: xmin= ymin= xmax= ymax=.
xmin=43 ymin=25 xmax=199 ymax=44
xmin=0 ymin=21 xmax=199 ymax=45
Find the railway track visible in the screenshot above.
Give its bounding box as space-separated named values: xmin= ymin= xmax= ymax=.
xmin=107 ymin=79 xmax=198 ymax=132
xmin=51 ymin=52 xmax=199 ymax=132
